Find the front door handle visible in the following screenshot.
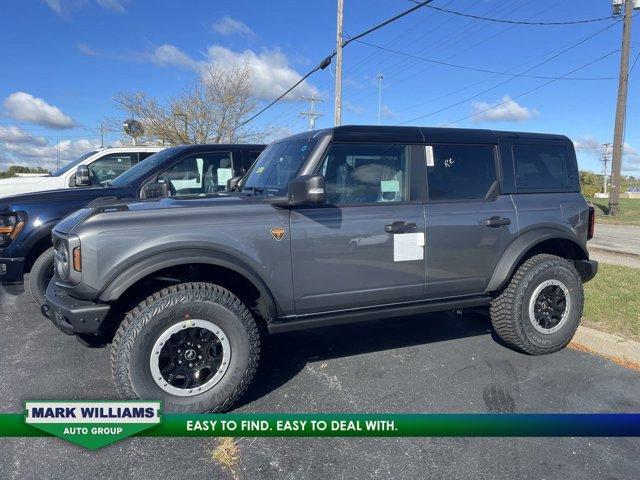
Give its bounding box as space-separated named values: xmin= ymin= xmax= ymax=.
xmin=484 ymin=216 xmax=511 ymax=227
xmin=385 ymin=221 xmax=418 ymax=234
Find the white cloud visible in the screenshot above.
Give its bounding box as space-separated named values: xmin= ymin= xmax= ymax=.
xmin=381 ymin=104 xmax=396 ymax=119
xmin=150 ymin=44 xmax=201 ymax=70
xmin=212 ymin=16 xmax=254 ymax=37
xmin=471 ymin=95 xmax=538 ymax=123
xmin=147 ymin=44 xmax=318 ymax=101
xmin=96 ymin=0 xmax=127 ymax=13
xmin=0 ymin=137 xmax=98 ymax=170
xmin=573 ymin=135 xmax=601 ymax=152
xmin=3 ymin=92 xmax=75 ymax=129
xmin=77 ymin=43 xmax=99 ymax=56
xmin=572 ymin=134 xmax=640 ymax=175
xmin=0 ymin=126 xmax=47 ymax=146
xmin=345 ymin=101 xmax=364 ymax=115
xmin=42 ymin=0 xmax=127 ymax=17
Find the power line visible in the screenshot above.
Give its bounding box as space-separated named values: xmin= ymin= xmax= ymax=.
xmin=233 ymin=0 xmax=436 ymax=132
xmin=443 ymin=49 xmax=620 ymax=126
xmin=407 ymin=1 xmax=613 ymax=26
xmin=399 ymin=18 xmax=622 ymax=125
xmin=353 ymin=39 xmax=617 ymax=81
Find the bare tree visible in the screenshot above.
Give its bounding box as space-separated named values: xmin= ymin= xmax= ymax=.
xmin=112 ymin=64 xmax=267 ymax=145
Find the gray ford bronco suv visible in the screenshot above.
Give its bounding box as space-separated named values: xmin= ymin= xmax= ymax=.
xmin=44 ymin=126 xmax=597 ymax=412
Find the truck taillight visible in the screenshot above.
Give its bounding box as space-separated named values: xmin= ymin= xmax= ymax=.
xmin=587 ymin=206 xmax=595 ymax=240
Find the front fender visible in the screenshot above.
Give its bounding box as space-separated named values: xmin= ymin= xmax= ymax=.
xmin=485 ymin=228 xmax=588 ymax=293
xmin=98 ymin=248 xmax=280 ymax=320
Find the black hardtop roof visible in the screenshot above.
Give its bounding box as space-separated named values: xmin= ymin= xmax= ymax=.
xmin=169 ymin=143 xmax=267 ymax=155
xmin=279 ymin=125 xmax=570 ymax=144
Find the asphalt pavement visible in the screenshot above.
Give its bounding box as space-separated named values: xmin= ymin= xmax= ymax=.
xmin=1 ymin=282 xmax=640 ymax=479
xmin=590 ymin=223 xmax=640 ymax=257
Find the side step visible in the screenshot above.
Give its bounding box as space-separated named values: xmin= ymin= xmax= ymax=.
xmin=268 ymin=296 xmax=491 ymax=334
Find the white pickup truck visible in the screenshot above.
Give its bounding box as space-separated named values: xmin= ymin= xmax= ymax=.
xmin=0 ymin=146 xmax=164 ymax=198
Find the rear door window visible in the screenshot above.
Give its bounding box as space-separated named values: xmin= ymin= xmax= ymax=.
xmin=426 ymin=144 xmax=497 ymax=201
xmin=513 ymin=145 xmax=569 ymax=189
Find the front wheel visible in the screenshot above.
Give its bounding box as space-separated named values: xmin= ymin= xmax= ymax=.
xmin=490 ymin=254 xmax=583 ymax=355
xmin=29 ymin=247 xmax=54 ymax=306
xmin=110 ymin=282 xmax=260 ymax=412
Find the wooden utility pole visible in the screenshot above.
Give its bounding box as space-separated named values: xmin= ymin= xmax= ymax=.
xmin=334 ymin=0 xmax=344 ymax=126
xmin=609 ymin=0 xmax=633 ymax=215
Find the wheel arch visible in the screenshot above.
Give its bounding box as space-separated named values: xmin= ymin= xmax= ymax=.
xmin=98 ymin=248 xmax=280 ymax=321
xmin=486 ymin=228 xmax=589 ymax=293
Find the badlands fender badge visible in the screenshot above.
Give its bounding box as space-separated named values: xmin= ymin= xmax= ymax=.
xmin=271 ymin=227 xmax=286 ymax=241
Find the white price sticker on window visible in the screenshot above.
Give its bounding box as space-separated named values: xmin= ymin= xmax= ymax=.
xmin=425 ymin=145 xmax=434 ymax=167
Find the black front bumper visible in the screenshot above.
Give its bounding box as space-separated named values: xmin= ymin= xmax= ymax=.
xmin=42 ymin=281 xmax=111 ymax=336
xmin=0 ymin=256 xmax=25 ymax=285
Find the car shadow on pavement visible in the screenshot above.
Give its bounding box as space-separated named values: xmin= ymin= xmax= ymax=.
xmin=237 ymin=308 xmax=494 ymax=409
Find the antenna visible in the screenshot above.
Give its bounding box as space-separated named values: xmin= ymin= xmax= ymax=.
xmin=300 ymin=96 xmax=324 ymax=131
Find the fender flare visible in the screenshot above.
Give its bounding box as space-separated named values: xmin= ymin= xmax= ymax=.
xmin=485 ymin=228 xmax=588 ymax=293
xmin=98 ymin=248 xmax=279 ymax=320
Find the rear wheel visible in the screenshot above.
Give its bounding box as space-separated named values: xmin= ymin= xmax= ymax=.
xmin=490 ymin=254 xmax=583 ymax=355
xmin=110 ymin=282 xmax=260 ymax=412
xmin=29 ymin=247 xmax=54 ymax=306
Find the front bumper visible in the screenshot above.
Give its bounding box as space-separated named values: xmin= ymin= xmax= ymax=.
xmin=42 ymin=280 xmax=111 ymax=336
xmin=0 ymin=256 xmax=25 ymax=285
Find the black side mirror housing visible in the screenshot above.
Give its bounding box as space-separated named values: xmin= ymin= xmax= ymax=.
xmin=74 ymin=165 xmax=91 ymax=187
xmin=226 ymin=175 xmax=243 ymax=191
xmin=141 ymin=181 xmax=170 ymax=199
xmin=287 ymin=174 xmax=326 ymax=205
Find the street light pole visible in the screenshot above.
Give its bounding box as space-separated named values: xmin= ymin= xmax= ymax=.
xmin=377 ymin=73 xmax=383 ymax=125
xmin=608 ymin=0 xmax=634 ymax=215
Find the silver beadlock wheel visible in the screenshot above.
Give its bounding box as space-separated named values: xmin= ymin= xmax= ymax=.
xmin=528 ymin=279 xmax=571 ymax=335
xmin=150 ymin=319 xmax=231 ymax=397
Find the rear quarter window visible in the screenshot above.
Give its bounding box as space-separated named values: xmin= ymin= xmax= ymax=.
xmin=512 ymin=144 xmax=571 ymax=189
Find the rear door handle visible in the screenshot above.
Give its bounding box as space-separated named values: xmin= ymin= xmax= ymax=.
xmin=385 ymin=221 xmax=418 ymax=234
xmin=484 ymin=216 xmax=511 ymax=228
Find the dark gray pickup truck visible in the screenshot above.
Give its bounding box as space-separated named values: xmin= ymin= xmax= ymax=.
xmin=44 ymin=126 xmax=597 ymax=412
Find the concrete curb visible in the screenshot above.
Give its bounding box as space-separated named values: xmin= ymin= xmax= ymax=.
xmin=588 ymin=245 xmax=640 ymax=259
xmin=570 ymin=325 xmax=640 ymax=370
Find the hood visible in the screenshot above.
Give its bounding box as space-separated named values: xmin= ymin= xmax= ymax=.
xmin=0 ymin=186 xmax=132 ymax=207
xmin=0 ymin=175 xmax=62 ymax=198
xmin=124 ymin=194 xmax=249 ymax=212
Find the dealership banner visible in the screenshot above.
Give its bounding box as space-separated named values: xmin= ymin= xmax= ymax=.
xmin=2 ymin=405 xmax=640 ymax=450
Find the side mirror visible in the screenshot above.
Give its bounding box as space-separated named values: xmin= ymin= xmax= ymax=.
xmin=74 ymin=165 xmax=91 ymax=187
xmin=141 ymin=181 xmax=170 ymax=199
xmin=287 ymin=174 xmax=326 ymax=205
xmin=226 ymin=175 xmax=243 ymax=191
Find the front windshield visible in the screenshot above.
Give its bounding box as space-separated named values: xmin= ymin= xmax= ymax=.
xmin=51 ymin=150 xmax=98 ymax=177
xmin=240 ymin=137 xmax=319 ymax=195
xmin=110 ymin=146 xmax=182 ymax=187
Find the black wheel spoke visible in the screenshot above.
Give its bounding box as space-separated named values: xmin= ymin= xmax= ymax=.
xmin=155 ymin=325 xmax=225 ymax=391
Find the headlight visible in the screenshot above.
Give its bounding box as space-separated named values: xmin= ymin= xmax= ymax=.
xmin=0 ymin=213 xmax=25 ymax=247
xmin=54 ymin=240 xmax=69 ymax=280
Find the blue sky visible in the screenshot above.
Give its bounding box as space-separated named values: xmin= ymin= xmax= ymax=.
xmin=0 ymin=0 xmax=638 ymax=175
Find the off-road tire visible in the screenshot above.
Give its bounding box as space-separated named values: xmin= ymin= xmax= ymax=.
xmin=29 ymin=247 xmax=54 ymax=306
xmin=110 ymin=282 xmax=260 ymax=412
xmin=490 ymin=254 xmax=583 ymax=355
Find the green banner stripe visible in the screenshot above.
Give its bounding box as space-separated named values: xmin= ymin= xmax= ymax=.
xmin=3 ymin=413 xmax=640 ymax=438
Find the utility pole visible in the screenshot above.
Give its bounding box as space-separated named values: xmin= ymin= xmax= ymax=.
xmin=300 ymin=96 xmax=323 ymax=131
xmin=377 ymin=73 xmax=384 ymax=125
xmin=609 ymin=0 xmax=634 ymax=215
xmin=334 ymin=0 xmax=344 ymax=126
xmin=56 ymin=139 xmax=60 ymax=170
xmin=100 ymin=123 xmax=105 ymax=148
xmin=601 ymin=143 xmax=613 ymax=194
